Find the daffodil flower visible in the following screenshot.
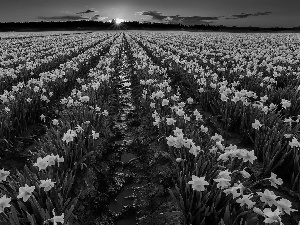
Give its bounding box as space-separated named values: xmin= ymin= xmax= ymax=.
xmin=276 ymin=198 xmax=297 ymax=215
xmin=213 ymin=177 xmax=231 ymax=189
xmin=62 ymin=129 xmax=77 ymax=143
xmin=281 ymin=99 xmax=291 ymax=109
xmin=0 ymin=169 xmax=10 ymax=182
xmin=188 ymin=175 xmax=209 ymax=192
xmin=289 ymin=137 xmax=300 ymax=148
xmin=268 ymin=172 xmax=283 ymax=188
xmin=256 ymin=189 xmax=279 ymax=207
xmin=263 ymin=208 xmax=283 ymax=224
xmin=166 ymin=117 xmax=176 ymax=125
xmin=52 ymin=119 xmax=59 ymax=126
xmin=92 ymin=130 xmax=99 ymax=139
xmin=33 ymin=157 xmax=49 ymax=171
xmin=223 ymin=183 xmax=245 ymax=198
xmin=40 ymin=179 xmax=56 ymax=192
xmin=252 ymin=119 xmax=263 ymax=130
xmin=17 ymin=184 xmax=35 ymax=202
xmin=0 ymin=195 xmax=11 ymax=213
xmin=236 ymin=194 xmax=255 ymax=209
xmin=44 ymin=209 xmax=64 ymax=225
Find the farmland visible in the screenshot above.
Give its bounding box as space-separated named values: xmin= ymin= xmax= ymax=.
xmin=1 ymin=31 xmax=300 ymax=225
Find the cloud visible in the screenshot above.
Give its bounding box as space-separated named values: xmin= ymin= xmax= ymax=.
xmin=38 ymin=15 xmax=89 ymax=21
xmin=139 ymin=11 xmax=168 ymax=21
xmin=136 ymin=11 xmax=222 ymax=25
xmin=90 ymin=14 xmax=108 ymax=21
xmin=170 ymin=15 xmax=222 ymax=25
xmin=76 ymin=9 xmax=96 ymax=15
xmin=226 ymin=11 xmax=272 ymax=19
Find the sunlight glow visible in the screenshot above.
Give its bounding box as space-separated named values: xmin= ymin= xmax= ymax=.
xmin=115 ymin=18 xmax=125 ymax=24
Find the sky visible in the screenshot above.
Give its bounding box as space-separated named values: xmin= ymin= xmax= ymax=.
xmin=0 ymin=0 xmax=299 ymax=28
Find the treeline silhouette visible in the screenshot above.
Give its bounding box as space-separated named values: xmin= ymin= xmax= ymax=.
xmin=0 ymin=20 xmax=299 ymax=32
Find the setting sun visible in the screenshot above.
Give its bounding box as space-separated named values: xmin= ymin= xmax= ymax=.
xmin=115 ymin=18 xmax=125 ymax=24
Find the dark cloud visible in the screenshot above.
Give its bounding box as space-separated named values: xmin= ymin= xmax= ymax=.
xmin=91 ymin=14 xmax=100 ymax=20
xmin=76 ymin=9 xmax=95 ymax=15
xmin=226 ymin=11 xmax=272 ymax=19
xmin=37 ymin=15 xmax=89 ymax=21
xmin=170 ymin=15 xmax=222 ymax=25
xmin=90 ymin=14 xmax=108 ymax=21
xmin=140 ymin=11 xmax=168 ymax=21
xmin=137 ymin=11 xmax=222 ymax=25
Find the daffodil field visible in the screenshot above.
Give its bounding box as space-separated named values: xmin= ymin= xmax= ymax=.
xmin=1 ymin=31 xmax=300 ymax=224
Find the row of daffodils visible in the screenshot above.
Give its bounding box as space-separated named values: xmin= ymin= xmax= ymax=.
xmin=0 ymin=33 xmax=123 ymax=224
xmin=0 ymin=33 xmax=116 ymax=146
xmin=125 ymin=32 xmax=299 ymax=224
xmin=130 ymin=31 xmax=300 ymax=200
xmin=0 ymin=33 xmax=111 ymax=94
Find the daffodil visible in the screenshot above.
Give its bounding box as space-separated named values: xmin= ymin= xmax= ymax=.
xmin=176 ymin=158 xmax=185 ymax=162
xmin=187 ymin=97 xmax=193 ymax=104
xmin=52 ymin=119 xmax=59 ymax=126
xmin=166 ymin=117 xmax=176 ymax=125
xmin=166 ymin=135 xmax=176 ymax=147
xmin=44 ymin=154 xmax=57 ymax=166
xmin=236 ymin=194 xmax=255 ymax=209
xmin=50 ymin=209 xmax=64 ymax=225
xmin=252 ymin=119 xmax=263 ymax=130
xmin=242 ymin=150 xmax=257 ymax=164
xmin=102 ymin=110 xmax=109 ymax=116
xmin=211 ymin=133 xmax=224 ymax=142
xmin=213 ymin=177 xmax=231 ymax=189
xmin=0 ymin=169 xmax=10 ymax=182
xmin=193 ymin=109 xmax=203 ymax=121
xmin=40 ymin=114 xmax=46 ymax=122
xmin=33 ymin=157 xmax=49 ymax=171
xmin=200 ymin=125 xmax=208 ymax=133
xmin=176 ymin=108 xmax=185 ymax=117
xmin=218 ymin=169 xmax=232 ymax=179
xmin=268 ymin=172 xmax=283 ymax=188
xmin=189 ymin=144 xmax=202 ymax=156
xmin=62 ymin=129 xmax=77 ymax=143
xmin=92 ymin=130 xmax=99 ymax=139
xmin=150 ymin=102 xmax=155 ymax=108
xmin=281 ymin=99 xmax=291 ymax=109
xmin=184 ymin=115 xmax=190 ymax=122
xmin=220 ymin=93 xmax=229 ymax=102
xmin=79 ymin=95 xmax=89 ymax=103
xmin=55 ymin=155 xmax=64 ymax=167
xmin=173 ymin=127 xmax=183 ymax=136
xmin=178 ymin=102 xmax=186 ymax=108
xmin=40 ymin=179 xmax=56 ymax=192
xmin=161 ymin=99 xmax=169 ymax=106
xmin=188 ymin=175 xmax=209 ymax=192
xmin=263 ymin=208 xmax=283 ymax=224
xmin=257 ymin=189 xmax=279 ymax=207
xmin=17 ymin=184 xmax=35 ymax=202
xmin=289 ymin=137 xmax=300 ymax=148
xmin=223 ymin=183 xmax=245 ymax=198
xmin=276 ymin=198 xmax=297 ymax=215
xmin=0 ymin=195 xmax=11 ymax=213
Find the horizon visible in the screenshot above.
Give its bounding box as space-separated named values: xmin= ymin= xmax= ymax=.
xmin=0 ymin=0 xmax=299 ymax=28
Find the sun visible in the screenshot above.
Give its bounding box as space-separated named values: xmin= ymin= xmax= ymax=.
xmin=115 ymin=18 xmax=125 ymax=24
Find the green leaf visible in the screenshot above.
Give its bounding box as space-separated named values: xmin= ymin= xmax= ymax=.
xmin=64 ymin=204 xmax=75 ymax=223
xmin=223 ymin=205 xmax=231 ymax=225
xmin=26 ymin=212 xmax=37 ymax=225
xmin=10 ymin=205 xmax=20 ymax=225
